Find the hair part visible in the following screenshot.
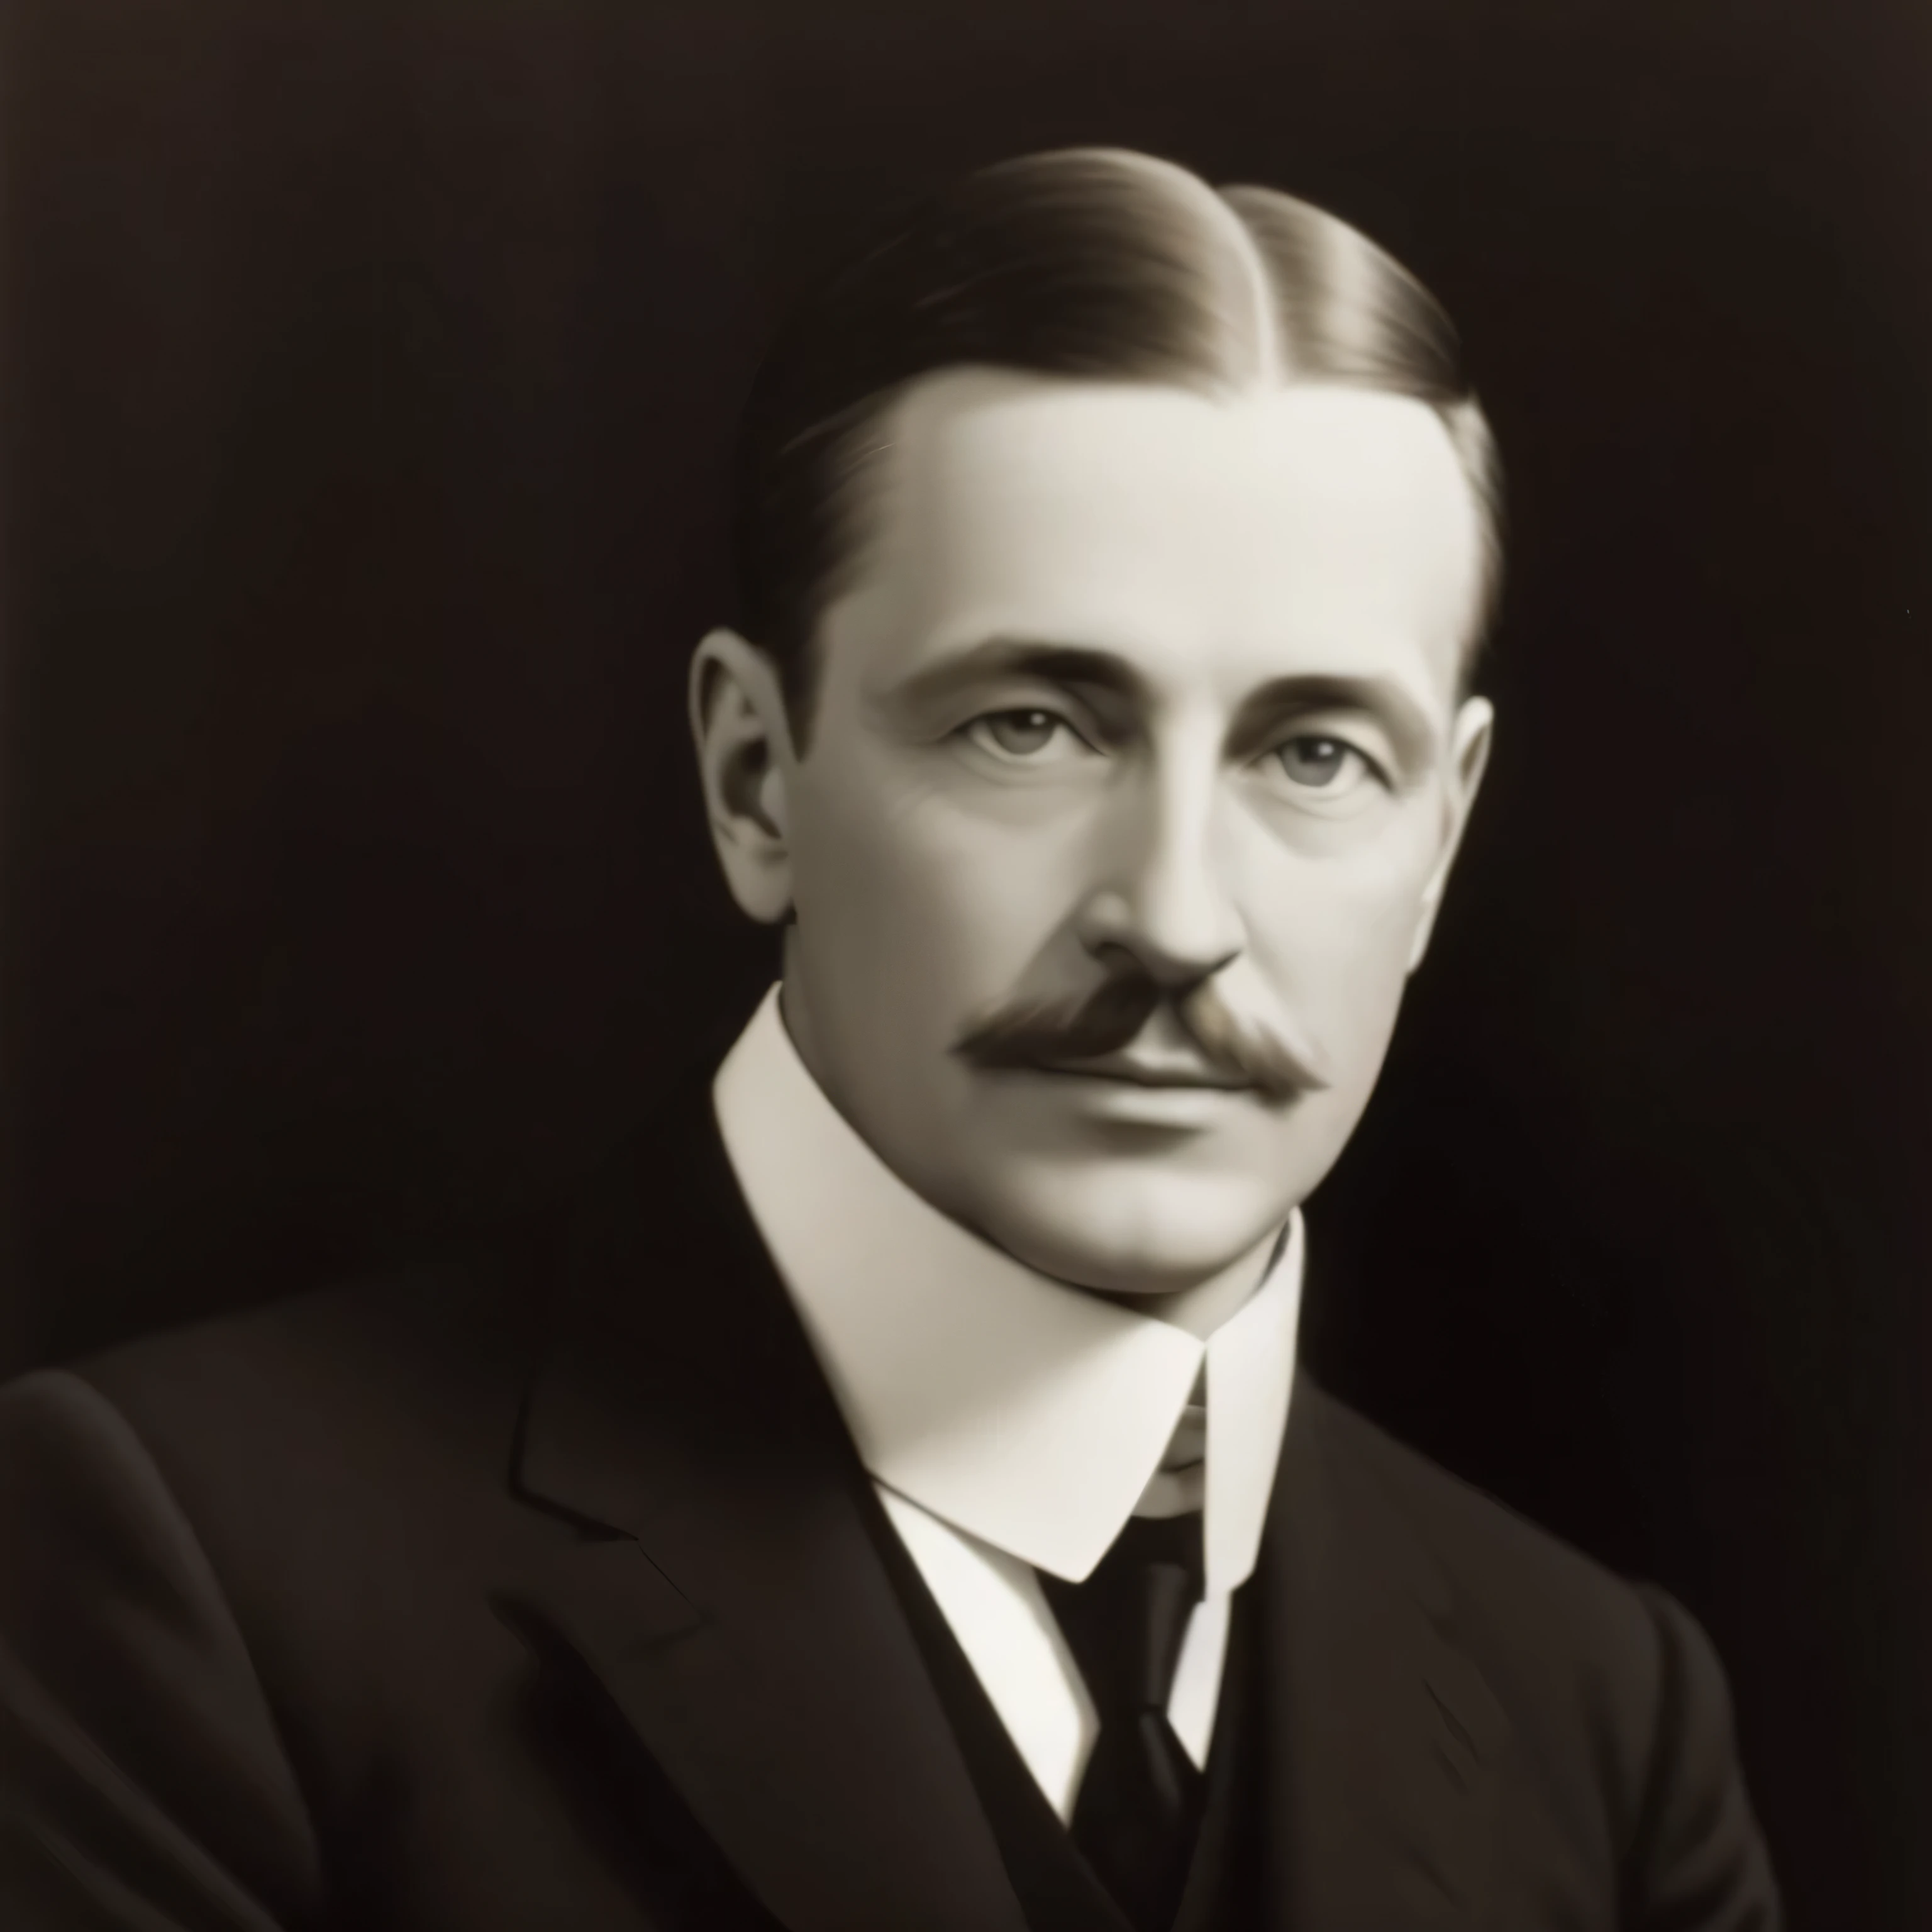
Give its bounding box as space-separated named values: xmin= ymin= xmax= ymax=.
xmin=728 ymin=148 xmax=1504 ymax=743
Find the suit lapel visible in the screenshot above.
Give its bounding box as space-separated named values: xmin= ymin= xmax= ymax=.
xmin=501 ymin=1094 xmax=1027 ymax=1932
xmin=1262 ymin=1379 xmax=1510 ymax=1930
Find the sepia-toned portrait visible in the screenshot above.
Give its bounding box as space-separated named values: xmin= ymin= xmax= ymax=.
xmin=1 ymin=3 xmax=1925 ymax=1928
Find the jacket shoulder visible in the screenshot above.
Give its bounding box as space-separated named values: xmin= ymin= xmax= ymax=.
xmin=74 ymin=1235 xmax=548 ymax=1447
xmin=1306 ymin=1383 xmax=1678 ymax=1804
xmin=1313 ymin=1383 xmax=1777 ymax=1893
xmin=1309 ymin=1382 xmax=1658 ymax=1636
xmin=22 ymin=1244 xmax=556 ymax=1623
xmin=1305 ymin=1382 xmax=1780 ymax=1928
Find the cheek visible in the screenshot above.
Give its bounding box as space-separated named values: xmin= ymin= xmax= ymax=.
xmin=1241 ymin=822 xmax=1440 ymax=1041
xmin=786 ymin=759 xmax=1084 ymax=999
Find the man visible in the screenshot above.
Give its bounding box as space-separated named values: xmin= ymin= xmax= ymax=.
xmin=0 ymin=148 xmax=1777 ymax=1929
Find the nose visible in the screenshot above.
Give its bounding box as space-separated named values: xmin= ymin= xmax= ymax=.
xmin=1075 ymin=741 xmax=1245 ymax=991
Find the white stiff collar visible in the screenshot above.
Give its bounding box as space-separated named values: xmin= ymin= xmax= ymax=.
xmin=712 ymin=985 xmax=1302 ymax=1591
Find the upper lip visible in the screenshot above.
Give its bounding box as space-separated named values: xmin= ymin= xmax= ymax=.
xmin=1028 ymin=1052 xmax=1253 ymax=1092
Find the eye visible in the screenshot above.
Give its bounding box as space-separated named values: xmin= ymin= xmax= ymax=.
xmin=1269 ymin=733 xmax=1380 ymax=796
xmin=962 ymin=709 xmax=1093 ymax=764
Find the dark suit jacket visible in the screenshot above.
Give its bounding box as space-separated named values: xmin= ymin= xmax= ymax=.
xmin=0 ymin=1092 xmax=1779 ymax=1930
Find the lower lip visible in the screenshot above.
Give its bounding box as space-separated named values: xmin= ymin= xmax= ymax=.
xmin=1006 ymin=1068 xmax=1255 ymax=1129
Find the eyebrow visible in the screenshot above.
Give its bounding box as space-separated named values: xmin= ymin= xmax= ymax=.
xmin=886 ymin=639 xmax=1151 ymax=714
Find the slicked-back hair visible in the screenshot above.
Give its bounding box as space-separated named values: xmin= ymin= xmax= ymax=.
xmin=729 ymin=148 xmax=1503 ymax=737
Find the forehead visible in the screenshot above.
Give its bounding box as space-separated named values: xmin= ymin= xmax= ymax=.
xmin=821 ymin=368 xmax=1485 ymax=714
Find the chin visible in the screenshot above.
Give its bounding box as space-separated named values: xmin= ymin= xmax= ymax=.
xmin=972 ymin=1163 xmax=1288 ymax=1297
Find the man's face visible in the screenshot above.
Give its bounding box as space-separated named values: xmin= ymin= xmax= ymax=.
xmin=699 ymin=369 xmax=1493 ymax=1296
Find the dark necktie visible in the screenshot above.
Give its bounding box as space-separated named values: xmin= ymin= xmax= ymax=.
xmin=1039 ymin=1511 xmax=1208 ymax=1932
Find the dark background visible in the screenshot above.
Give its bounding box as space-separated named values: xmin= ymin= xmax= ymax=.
xmin=2 ymin=0 xmax=1926 ymax=1924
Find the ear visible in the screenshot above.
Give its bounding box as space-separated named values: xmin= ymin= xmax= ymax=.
xmin=689 ymin=626 xmax=798 ymax=924
xmin=1406 ymin=696 xmax=1495 ymax=975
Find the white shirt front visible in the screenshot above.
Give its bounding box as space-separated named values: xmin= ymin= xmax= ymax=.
xmin=712 ymin=985 xmax=1304 ymax=1819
